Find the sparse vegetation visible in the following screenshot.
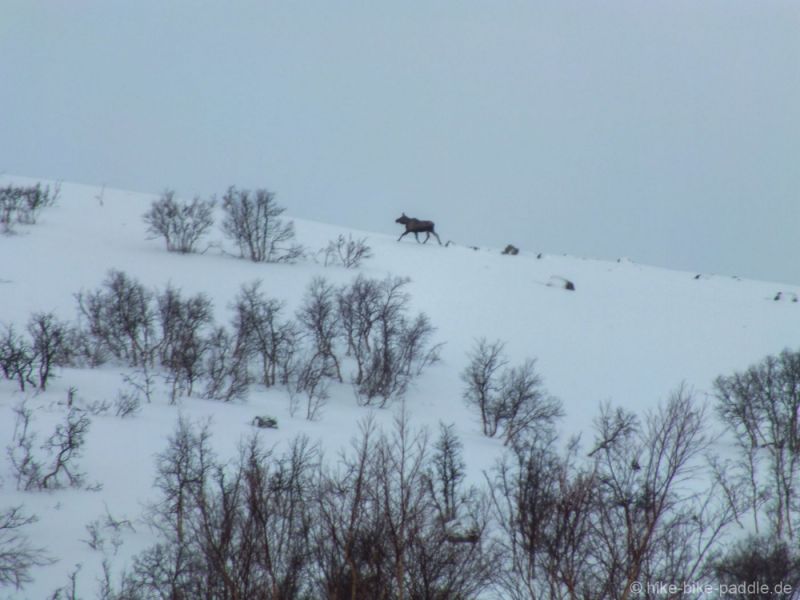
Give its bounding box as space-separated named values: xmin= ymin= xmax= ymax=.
xmin=202 ymin=325 xmax=249 ymax=402
xmin=76 ymin=270 xmax=156 ymax=368
xmin=0 ymin=182 xmax=58 ymax=233
xmin=221 ymin=187 xmax=303 ymax=263
xmin=319 ymin=233 xmax=372 ymax=268
xmin=490 ymin=387 xmax=736 ymax=599
xmin=231 ymin=280 xmax=298 ymax=388
xmin=4 ymin=182 xmax=800 ymax=599
xmin=99 ymin=413 xmax=496 ymax=599
xmin=0 ymin=506 xmax=52 ymax=590
xmin=337 ymin=274 xmax=441 ymax=406
xmin=7 ymin=401 xmax=91 ymax=491
xmin=462 ymin=338 xmax=563 ymax=447
xmin=0 ymin=325 xmax=36 ymax=391
xmin=156 ymin=284 xmax=214 ymax=400
xmin=297 ymin=276 xmax=343 ymax=383
xmin=27 ymin=312 xmax=74 ymax=390
xmin=143 ymin=190 xmax=214 ymax=253
xmin=715 ymin=349 xmax=800 ymax=541
xmin=0 ymin=314 xmax=76 ymax=392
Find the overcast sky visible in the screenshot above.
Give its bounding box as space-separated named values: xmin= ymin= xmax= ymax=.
xmin=2 ymin=1 xmax=798 ymax=283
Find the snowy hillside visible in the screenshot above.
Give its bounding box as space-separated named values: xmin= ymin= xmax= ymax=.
xmin=1 ymin=177 xmax=799 ymax=598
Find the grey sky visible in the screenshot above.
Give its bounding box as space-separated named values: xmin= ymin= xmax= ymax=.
xmin=2 ymin=1 xmax=798 ymax=283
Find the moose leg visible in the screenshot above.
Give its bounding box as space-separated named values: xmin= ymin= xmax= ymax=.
xmin=423 ymin=232 xmax=431 ymax=244
xmin=431 ymin=231 xmax=442 ymax=245
xmin=414 ymin=232 xmax=421 ymax=243
xmin=398 ymin=231 xmax=411 ymax=242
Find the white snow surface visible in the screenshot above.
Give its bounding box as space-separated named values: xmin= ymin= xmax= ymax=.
xmin=1 ymin=177 xmax=799 ymax=598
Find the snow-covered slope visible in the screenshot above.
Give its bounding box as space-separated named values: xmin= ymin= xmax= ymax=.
xmin=1 ymin=177 xmax=799 ymax=598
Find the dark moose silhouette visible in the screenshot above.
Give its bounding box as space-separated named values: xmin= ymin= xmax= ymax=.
xmin=395 ymin=213 xmax=442 ymax=245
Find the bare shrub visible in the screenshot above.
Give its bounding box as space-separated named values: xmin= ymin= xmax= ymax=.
xmin=462 ymin=338 xmax=506 ymax=437
xmin=490 ymin=388 xmax=736 ymax=599
xmin=586 ymin=388 xmax=736 ymax=597
xmin=221 ymin=187 xmax=303 ymax=263
xmin=297 ymin=276 xmax=342 ymax=382
xmin=40 ymin=407 xmax=91 ymax=489
xmin=0 ymin=506 xmax=53 ymax=590
xmin=337 ymin=275 xmax=440 ymax=407
xmin=48 ymin=564 xmax=82 ymax=600
xmin=155 ymin=285 xmax=214 ymax=399
xmin=320 ymin=234 xmax=373 ymax=268
xmin=288 ymin=352 xmax=330 ymax=421
xmin=462 ymin=338 xmax=562 ymax=447
xmin=231 ymin=281 xmax=297 ymax=387
xmin=28 ymin=312 xmax=74 ymax=390
xmin=0 ymin=314 xmax=75 ymax=392
xmin=131 ymin=416 xmax=214 ymax=599
xmin=498 ymin=359 xmax=563 ymax=448
xmin=7 ymin=402 xmax=42 ymax=491
xmin=67 ymin=325 xmax=108 ymax=368
xmin=7 ymin=402 xmax=91 ymax=491
xmin=143 ymin=190 xmax=214 ymax=253
xmin=715 ymin=348 xmax=800 ymax=541
xmin=313 ymin=419 xmax=389 ymax=598
xmin=0 ymin=325 xmax=35 ymax=391
xmin=127 ymin=419 xmax=319 ymax=599
xmin=122 ymin=366 xmax=156 ymax=405
xmin=223 ymin=435 xmax=319 ymax=597
xmin=336 ymin=273 xmax=382 ymax=381
xmin=83 ymin=506 xmax=135 ymax=555
xmin=202 ymin=326 xmax=249 ymax=402
xmin=427 ymin=422 xmax=466 ymax=523
xmin=76 ymin=270 xmax=156 ymax=367
xmin=314 ymin=412 xmax=497 ymax=599
xmin=399 ymin=312 xmax=442 ymax=377
xmin=85 ymin=398 xmax=112 ymax=416
xmin=0 ymin=182 xmax=58 ymax=233
xmin=489 ymin=434 xmax=596 ymax=600
xmin=114 ymin=389 xmax=142 ymax=418
xmin=102 ymin=414 xmax=496 ymax=599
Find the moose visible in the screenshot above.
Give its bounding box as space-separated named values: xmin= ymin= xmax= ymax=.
xmin=395 ymin=213 xmax=442 ymax=245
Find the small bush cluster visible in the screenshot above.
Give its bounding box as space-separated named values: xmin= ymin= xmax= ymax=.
xmin=5 ymin=270 xmax=439 ymax=416
xmin=0 ymin=313 xmax=75 ymax=392
xmin=7 ymin=401 xmax=91 ymax=491
xmin=76 ymin=270 xmax=155 ymax=368
xmin=144 ymin=186 xmax=376 ymax=270
xmin=0 ymin=506 xmax=52 ymax=590
xmin=715 ymin=348 xmax=800 ymax=541
xmin=462 ymin=338 xmax=562 ymax=447
xmin=231 ymin=280 xmax=298 ymax=388
xmin=143 ymin=186 xmax=307 ymax=264
xmin=489 ymin=387 xmax=739 ymax=598
xmin=74 ymin=270 xmax=222 ymax=403
xmin=221 ymin=187 xmax=304 ymax=263
xmin=156 ymin=284 xmax=214 ymax=399
xmin=340 ymin=275 xmax=441 ymax=406
xmin=143 ymin=190 xmax=214 ymax=254
xmin=318 ymin=234 xmax=372 ymax=269
xmin=88 ymin=384 xmax=749 ymax=600
xmin=0 ymin=183 xmax=58 ymax=233
xmin=101 ymin=414 xmax=496 ymax=599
